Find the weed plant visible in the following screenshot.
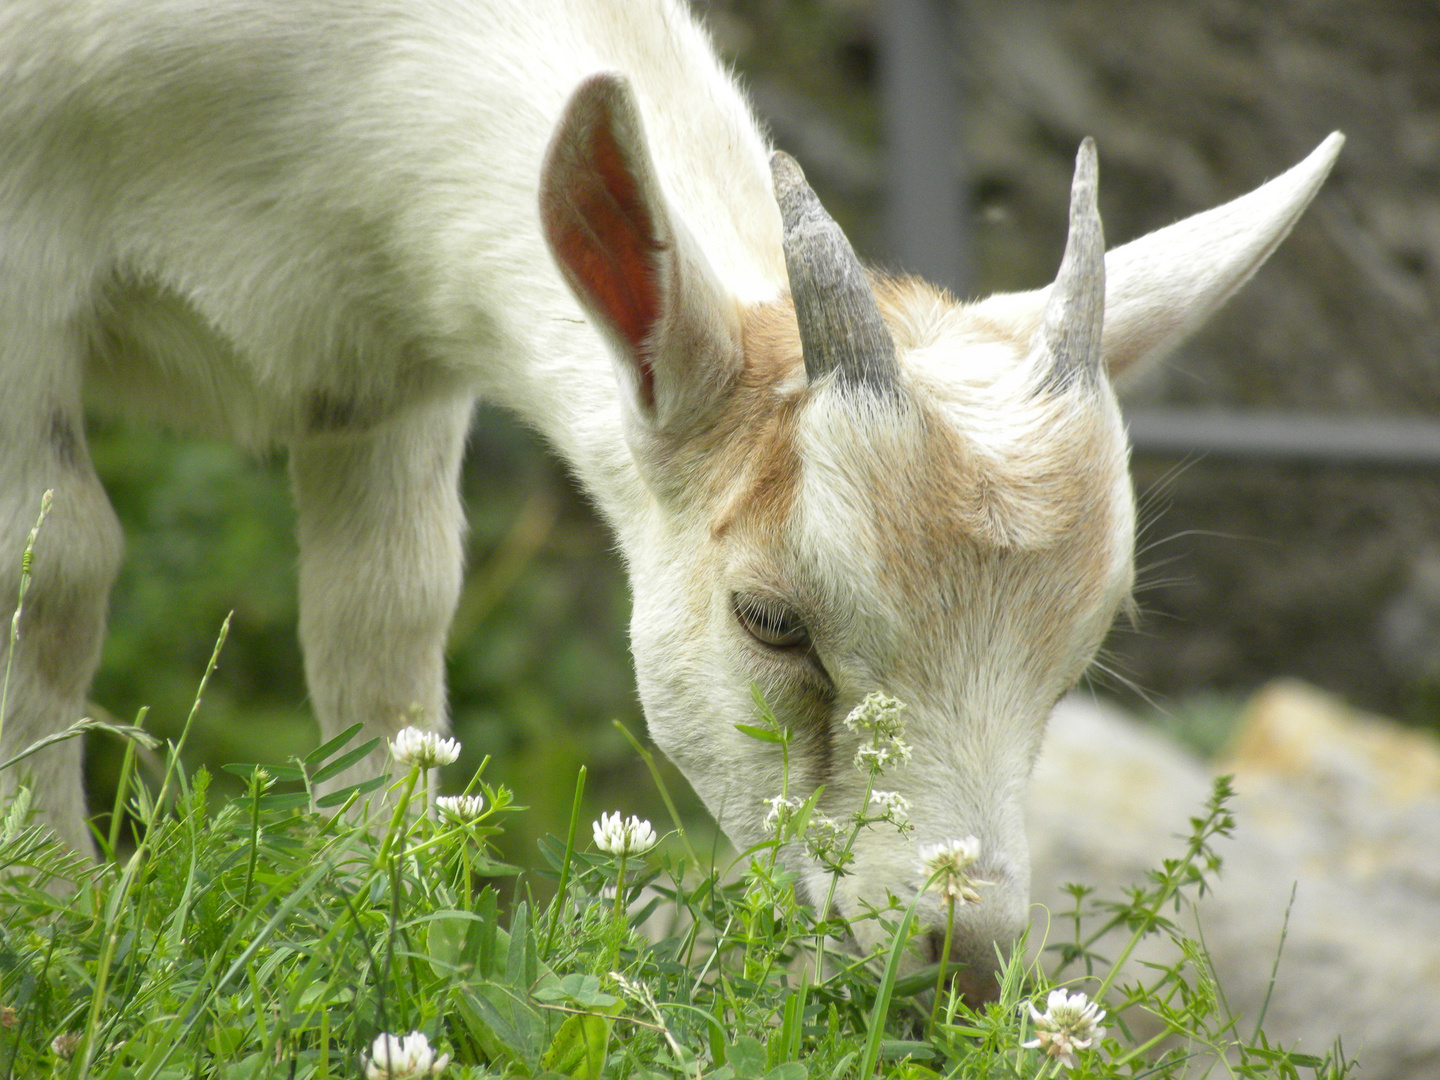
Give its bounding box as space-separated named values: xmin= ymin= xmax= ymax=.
xmin=0 ymin=508 xmax=1353 ymax=1078
xmin=0 ymin=715 xmax=1355 ymax=1076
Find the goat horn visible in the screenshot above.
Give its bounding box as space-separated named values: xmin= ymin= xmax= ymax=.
xmin=771 ymin=151 xmax=900 ymax=392
xmin=1036 ymin=138 xmax=1105 ymax=389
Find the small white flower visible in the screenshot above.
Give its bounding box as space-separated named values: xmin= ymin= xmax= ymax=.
xmin=869 ymin=789 xmax=910 ymax=827
xmin=842 ymin=692 xmax=907 ymax=737
xmin=592 ymin=812 xmax=658 ymax=856
xmin=854 ymin=739 xmax=911 ymax=773
xmin=916 ymin=835 xmax=991 ymax=905
xmin=803 ymin=813 xmax=853 ymax=873
xmin=1021 ymin=988 xmax=1107 ymax=1071
xmin=846 ymin=694 xmax=911 ymax=776
xmin=762 ymin=794 xmax=802 ymax=835
xmin=436 ymin=794 xmax=485 ymax=820
xmin=363 ymin=1030 xmax=451 ymax=1079
xmin=50 ymin=1032 xmax=81 ymax=1061
xmin=389 ymin=726 xmax=460 ymax=768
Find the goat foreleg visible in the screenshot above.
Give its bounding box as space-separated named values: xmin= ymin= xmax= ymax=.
xmin=288 ymin=396 xmax=472 ymax=800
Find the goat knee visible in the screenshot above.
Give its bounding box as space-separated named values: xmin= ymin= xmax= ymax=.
xmin=0 ymin=480 xmax=123 ymax=857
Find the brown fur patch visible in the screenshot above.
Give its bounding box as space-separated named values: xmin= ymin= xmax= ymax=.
xmin=691 ymin=279 xmax=1130 ymax=696
xmin=871 ymin=416 xmax=1123 ymax=644
xmin=822 ymin=276 xmax=1132 ymax=675
xmin=704 ymin=298 xmax=808 ymax=541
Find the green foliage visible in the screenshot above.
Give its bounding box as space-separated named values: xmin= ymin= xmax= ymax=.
xmin=83 ymin=410 xmax=696 ymax=878
xmin=1144 ymin=695 xmax=1247 ymax=762
xmin=0 ymin=671 xmax=1356 ymax=1080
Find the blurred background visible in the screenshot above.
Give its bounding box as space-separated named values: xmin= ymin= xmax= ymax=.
xmin=81 ymin=0 xmax=1439 ymax=873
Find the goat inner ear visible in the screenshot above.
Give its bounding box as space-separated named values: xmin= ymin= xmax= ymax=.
xmin=540 ymin=73 xmax=664 ymax=410
xmin=539 ymin=72 xmax=744 ymax=441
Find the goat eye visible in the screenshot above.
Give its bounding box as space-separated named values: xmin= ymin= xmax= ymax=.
xmin=733 ymin=594 xmax=811 ymax=650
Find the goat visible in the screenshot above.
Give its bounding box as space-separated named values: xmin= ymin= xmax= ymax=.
xmin=0 ymin=0 xmax=1339 ymax=1002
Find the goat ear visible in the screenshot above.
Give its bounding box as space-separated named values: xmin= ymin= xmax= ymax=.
xmin=540 ymin=72 xmax=742 ymax=434
xmin=973 ymin=132 xmax=1343 ymax=383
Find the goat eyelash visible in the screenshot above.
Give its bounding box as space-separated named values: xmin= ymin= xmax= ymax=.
xmin=731 ymin=592 xmax=812 ymax=651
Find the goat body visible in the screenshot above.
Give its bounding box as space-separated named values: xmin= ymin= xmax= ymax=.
xmin=0 ymin=0 xmax=1340 ymax=999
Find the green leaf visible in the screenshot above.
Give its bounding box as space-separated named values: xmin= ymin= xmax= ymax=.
xmin=459 ymin=982 xmax=549 ymax=1068
xmin=878 ymin=1041 xmax=939 ymax=1062
xmin=749 ymin=684 xmax=782 ymax=730
xmin=314 ymin=774 xmax=387 ymax=807
xmin=424 ymin=909 xmax=485 ymax=979
xmin=255 ymin=792 xmax=310 ymax=812
xmin=208 ymin=1025 xmax=248 ymax=1059
xmin=858 ymin=900 xmax=919 ymax=1080
xmin=532 ymin=973 xmax=619 ymax=1009
xmin=302 ymin=722 xmax=365 ymax=767
xmin=1 ymin=787 xmax=31 ymax=842
xmin=539 ymin=1011 xmax=612 ymax=1079
xmin=217 ymin=1051 xmax=271 ymax=1080
xmin=310 ymin=737 xmax=384 ymax=783
xmin=734 ymin=723 xmax=784 ymax=744
xmin=725 ymin=1036 xmax=769 ymax=1080
xmin=891 ymin=964 xmax=941 ymax=997
xmin=296 ymin=982 xmax=353 ymax=1008
xmin=455 ymin=985 xmax=525 ymax=1068
xmin=883 ymin=1062 xmax=941 ymax=1079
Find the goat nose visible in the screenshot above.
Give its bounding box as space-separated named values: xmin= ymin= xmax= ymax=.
xmin=923 ymin=928 xmax=1003 ymax=1009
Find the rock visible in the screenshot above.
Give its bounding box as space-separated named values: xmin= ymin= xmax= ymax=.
xmin=1225 ymin=680 xmax=1440 ymax=894
xmin=1028 ymin=684 xmax=1440 ymax=1078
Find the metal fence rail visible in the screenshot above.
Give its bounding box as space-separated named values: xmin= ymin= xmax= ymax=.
xmin=1124 ymin=409 xmax=1440 ymax=469
xmin=871 ymin=8 xmax=1440 ymax=474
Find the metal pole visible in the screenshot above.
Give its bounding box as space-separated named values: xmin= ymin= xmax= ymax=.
xmin=877 ymin=0 xmax=971 ymax=296
xmin=1126 ymin=409 xmax=1440 ymax=469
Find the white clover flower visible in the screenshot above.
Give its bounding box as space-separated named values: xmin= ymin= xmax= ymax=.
xmin=1021 ymin=988 xmax=1107 ymax=1071
xmin=842 ymin=692 xmax=907 ymax=738
xmin=762 ymin=794 xmax=802 ymax=835
xmin=50 ymin=1032 xmax=81 ymax=1061
xmin=389 ymin=726 xmax=460 ymax=768
xmin=916 ymin=835 xmax=991 ymax=905
xmin=592 ymin=812 xmax=658 ymax=856
xmin=436 ymin=794 xmax=485 ymax=820
xmin=363 ymin=1030 xmax=451 ymax=1079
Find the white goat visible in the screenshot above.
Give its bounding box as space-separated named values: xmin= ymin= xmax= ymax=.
xmin=0 ymin=0 xmax=1338 ymax=1001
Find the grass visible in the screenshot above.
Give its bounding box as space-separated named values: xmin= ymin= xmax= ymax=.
xmin=0 ymin=510 xmax=1354 ymax=1079
xmin=0 ymin=696 xmax=1356 ymax=1078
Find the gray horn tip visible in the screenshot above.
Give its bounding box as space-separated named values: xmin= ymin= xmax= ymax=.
xmin=770 ymin=149 xmax=802 ymax=183
xmin=770 ymin=150 xmax=809 ymax=208
xmin=1070 ymin=138 xmax=1101 ymax=236
xmin=1035 ymin=137 xmax=1106 ymax=390
xmin=770 ymin=148 xmax=900 ymax=393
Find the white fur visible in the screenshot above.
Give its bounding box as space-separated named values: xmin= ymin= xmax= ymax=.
xmin=0 ymin=0 xmax=1338 ymax=997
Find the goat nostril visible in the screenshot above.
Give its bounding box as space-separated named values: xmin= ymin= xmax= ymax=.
xmin=949 ymin=966 xmax=1000 ymax=1010
xmin=923 ymin=928 xmax=946 ymax=965
xmin=924 ymin=929 xmax=1002 ymax=1008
